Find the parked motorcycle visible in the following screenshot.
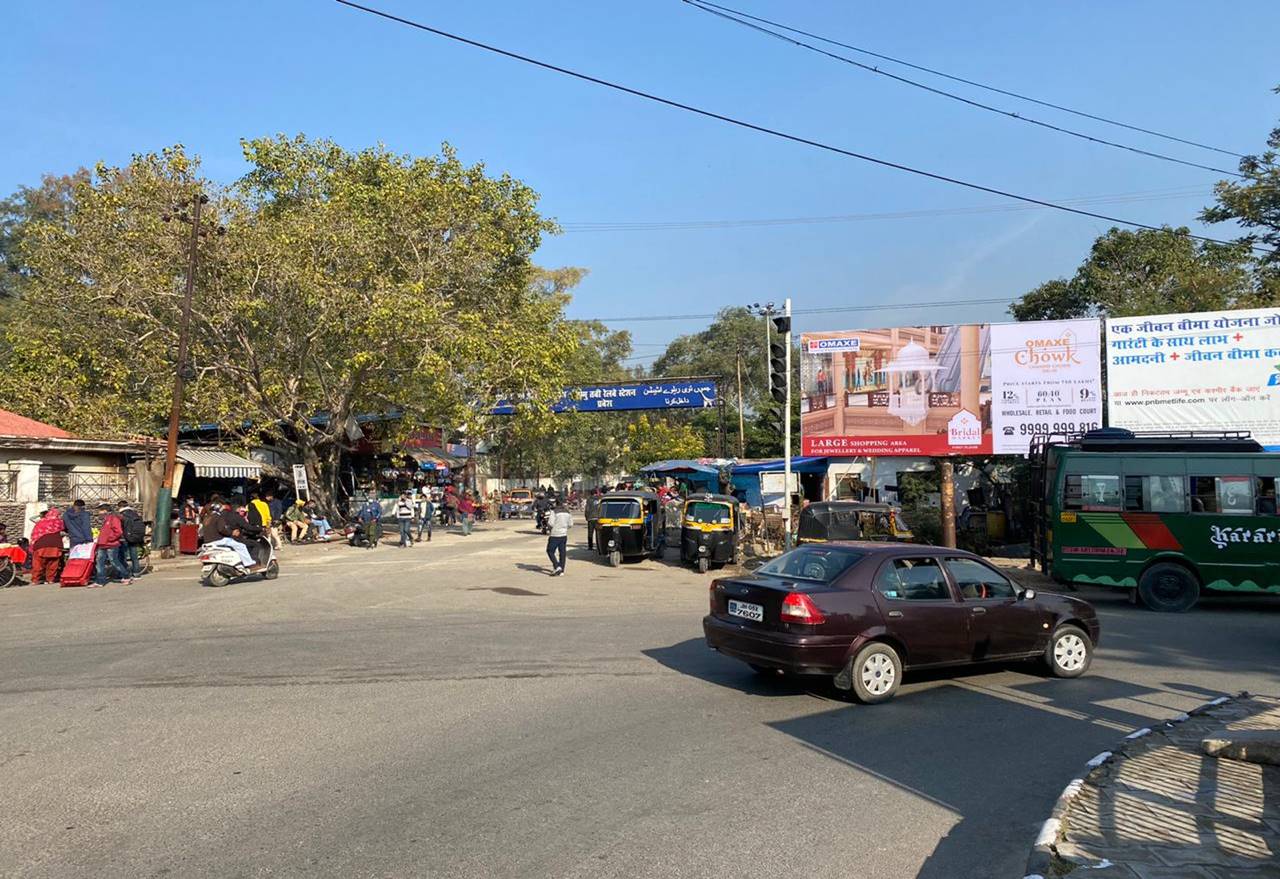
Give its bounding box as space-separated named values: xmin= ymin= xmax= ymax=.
xmin=199 ymin=538 xmax=279 ymax=587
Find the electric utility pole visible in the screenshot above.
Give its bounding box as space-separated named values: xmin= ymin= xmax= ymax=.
xmin=153 ymin=192 xmax=216 ymax=551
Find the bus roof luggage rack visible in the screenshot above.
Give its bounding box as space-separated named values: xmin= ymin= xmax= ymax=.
xmin=1076 ymin=428 xmax=1262 ymax=454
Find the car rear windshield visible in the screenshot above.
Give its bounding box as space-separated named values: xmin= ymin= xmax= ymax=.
xmin=600 ymin=500 xmax=641 ymax=519
xmin=757 ymin=545 xmax=867 ymax=584
xmin=686 ymin=502 xmax=731 ymax=524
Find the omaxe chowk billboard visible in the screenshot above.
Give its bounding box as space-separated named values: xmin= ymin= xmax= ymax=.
xmin=1106 ymin=307 xmax=1280 ymax=450
xmin=800 ymin=319 xmax=1101 ymax=456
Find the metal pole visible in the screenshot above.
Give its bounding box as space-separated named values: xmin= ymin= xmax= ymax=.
xmin=736 ymin=351 xmax=746 ymax=457
xmin=153 ymin=192 xmax=204 ymax=550
xmin=783 ymin=297 xmax=793 ymax=550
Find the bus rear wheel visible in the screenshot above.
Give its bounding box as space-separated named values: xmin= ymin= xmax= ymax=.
xmin=1138 ymin=563 xmax=1199 ymax=613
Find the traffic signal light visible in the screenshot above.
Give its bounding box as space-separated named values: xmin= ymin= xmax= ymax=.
xmin=762 ymin=406 xmax=784 ymax=436
xmin=769 ymin=341 xmax=787 ymax=403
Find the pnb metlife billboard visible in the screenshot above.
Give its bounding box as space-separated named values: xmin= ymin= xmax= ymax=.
xmin=1106 ymin=307 xmax=1280 ymax=450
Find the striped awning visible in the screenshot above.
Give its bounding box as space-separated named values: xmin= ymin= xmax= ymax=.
xmin=178 ymin=448 xmax=263 ymax=479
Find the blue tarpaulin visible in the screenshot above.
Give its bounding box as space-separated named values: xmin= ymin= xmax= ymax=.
xmin=730 ymin=457 xmax=829 ymax=475
xmin=640 ymin=459 xmax=718 ymax=475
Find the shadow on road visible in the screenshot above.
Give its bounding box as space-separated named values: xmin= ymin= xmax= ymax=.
xmin=645 ymin=624 xmax=1240 ymax=879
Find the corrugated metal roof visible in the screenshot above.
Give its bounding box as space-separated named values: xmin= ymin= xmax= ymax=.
xmin=178 ymin=448 xmax=263 ymax=479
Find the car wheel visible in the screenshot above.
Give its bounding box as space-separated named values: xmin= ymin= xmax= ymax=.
xmin=1138 ymin=563 xmax=1199 ymax=612
xmin=848 ymin=642 xmax=902 ymax=704
xmin=1045 ymin=624 xmax=1092 ymax=678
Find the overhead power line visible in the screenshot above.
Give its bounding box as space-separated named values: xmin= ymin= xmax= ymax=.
xmin=686 ymin=0 xmax=1251 ymax=163
xmin=332 ymin=1 xmax=1274 ymax=257
xmin=684 ymin=0 xmax=1244 ymax=179
xmin=561 ymin=186 xmax=1209 ymax=232
xmin=581 ymin=296 xmax=1015 ymax=323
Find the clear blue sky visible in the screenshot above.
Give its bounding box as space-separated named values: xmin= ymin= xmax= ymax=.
xmin=6 ymin=1 xmax=1277 ymax=363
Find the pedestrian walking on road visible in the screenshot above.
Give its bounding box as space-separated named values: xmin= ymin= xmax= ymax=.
xmin=92 ymin=502 xmax=131 ymax=586
xmin=545 ymin=501 xmax=572 ymax=576
xmin=585 ymin=488 xmax=601 ymax=551
xmin=417 ymin=493 xmax=434 ymax=542
xmin=117 ymin=500 xmax=147 ymax=577
xmin=458 ymin=492 xmax=476 ymax=536
xmin=395 ymin=492 xmax=415 ymax=547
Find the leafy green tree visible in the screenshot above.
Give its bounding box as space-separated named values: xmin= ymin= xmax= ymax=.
xmin=650 ymin=306 xmax=776 ymax=456
xmin=621 ymin=414 xmax=705 ymax=473
xmin=0 ymin=170 xmax=89 ymax=301
xmin=1202 ymin=85 xmax=1280 ymax=293
xmin=2 ymin=136 xmax=580 ymax=510
xmin=1009 ymin=227 xmax=1266 ymax=321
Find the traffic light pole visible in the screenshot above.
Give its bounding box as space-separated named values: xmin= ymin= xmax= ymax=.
xmin=782 ymin=297 xmax=793 ymax=550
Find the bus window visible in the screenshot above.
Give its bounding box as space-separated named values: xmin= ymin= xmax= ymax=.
xmin=1258 ymin=476 xmax=1277 ymax=516
xmin=1064 ymin=474 xmax=1122 ymax=511
xmin=1124 ymin=475 xmax=1185 ymax=513
xmin=1190 ymin=476 xmax=1253 ymax=514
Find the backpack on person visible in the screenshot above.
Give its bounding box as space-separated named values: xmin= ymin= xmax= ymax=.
xmin=121 ymin=509 xmax=147 ymax=545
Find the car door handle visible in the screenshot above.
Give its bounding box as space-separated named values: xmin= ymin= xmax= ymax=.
xmin=887 ymin=610 xmax=903 ymax=619
xmin=971 ymin=607 xmax=987 ymax=614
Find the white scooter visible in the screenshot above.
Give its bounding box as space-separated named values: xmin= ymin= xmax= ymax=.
xmin=199 ymin=537 xmax=279 ymax=587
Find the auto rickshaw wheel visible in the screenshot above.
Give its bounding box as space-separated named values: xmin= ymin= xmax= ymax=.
xmin=697 ymin=557 xmax=709 ymax=574
xmin=609 ymin=550 xmax=621 ymax=568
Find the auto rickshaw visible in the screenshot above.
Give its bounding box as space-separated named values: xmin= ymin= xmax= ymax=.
xmin=796 ymin=501 xmax=913 ymax=544
xmin=679 ymin=493 xmax=742 ymax=573
xmin=594 ymin=491 xmax=664 ymax=567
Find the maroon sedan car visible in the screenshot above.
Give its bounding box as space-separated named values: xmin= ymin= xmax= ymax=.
xmin=703 ymin=542 xmax=1099 ymax=703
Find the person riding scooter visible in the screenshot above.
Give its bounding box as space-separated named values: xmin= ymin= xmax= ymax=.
xmin=200 ymin=495 xmax=269 ymax=570
xmin=533 ymin=492 xmax=552 ymax=534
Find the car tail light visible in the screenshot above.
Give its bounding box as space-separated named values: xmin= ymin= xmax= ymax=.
xmin=709 ymin=579 xmax=721 ymax=612
xmin=780 ymin=592 xmax=826 ymax=625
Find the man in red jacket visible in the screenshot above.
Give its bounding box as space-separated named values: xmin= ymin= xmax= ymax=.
xmin=91 ymin=502 xmax=132 ymax=587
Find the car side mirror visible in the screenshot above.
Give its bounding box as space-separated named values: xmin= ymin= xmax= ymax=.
xmin=1020 ymin=588 xmax=1036 ymax=601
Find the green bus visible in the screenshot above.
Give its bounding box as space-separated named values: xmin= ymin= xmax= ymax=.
xmin=1031 ymin=429 xmax=1280 ymax=611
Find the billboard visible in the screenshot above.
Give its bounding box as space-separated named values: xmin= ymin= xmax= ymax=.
xmin=492 ymin=380 xmax=717 ymax=414
xmin=801 ymin=319 xmax=1102 ymax=457
xmin=1106 ymin=307 xmax=1280 ymax=449
xmin=990 ymin=319 xmax=1102 ymax=453
xmin=801 ymin=324 xmax=993 ymax=456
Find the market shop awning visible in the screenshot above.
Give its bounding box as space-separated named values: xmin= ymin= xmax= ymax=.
xmin=640 ymin=459 xmax=720 ymax=475
xmin=177 ymin=448 xmax=263 ymax=479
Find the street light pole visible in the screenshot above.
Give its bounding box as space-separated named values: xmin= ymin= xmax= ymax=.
xmin=782 ymin=297 xmax=793 ymax=550
xmin=153 ymin=192 xmax=206 ymax=551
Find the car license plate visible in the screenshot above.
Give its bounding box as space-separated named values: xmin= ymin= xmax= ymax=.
xmin=728 ymin=599 xmax=763 ymax=622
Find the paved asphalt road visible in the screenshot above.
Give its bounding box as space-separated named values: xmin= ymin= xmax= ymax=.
xmin=2 ymin=520 xmax=1278 ymax=879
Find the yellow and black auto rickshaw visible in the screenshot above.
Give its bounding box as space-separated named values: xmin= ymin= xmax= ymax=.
xmin=796 ymin=501 xmax=914 ymax=545
xmin=595 ymin=491 xmax=665 ymax=567
xmin=679 ymin=493 xmax=742 ymax=573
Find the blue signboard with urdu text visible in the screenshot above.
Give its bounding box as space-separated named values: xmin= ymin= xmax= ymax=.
xmin=493 ymin=380 xmax=717 ymax=414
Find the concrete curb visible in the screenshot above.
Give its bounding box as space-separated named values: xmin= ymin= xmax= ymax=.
xmin=1021 ymin=691 xmax=1247 ymax=879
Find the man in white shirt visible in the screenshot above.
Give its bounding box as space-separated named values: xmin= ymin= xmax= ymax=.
xmin=545 ymin=502 xmax=572 ymax=576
